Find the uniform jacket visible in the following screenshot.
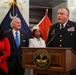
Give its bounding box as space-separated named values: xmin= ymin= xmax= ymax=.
xmin=46 ymin=20 xmax=76 ymax=52
xmin=5 ymin=30 xmax=29 ymax=67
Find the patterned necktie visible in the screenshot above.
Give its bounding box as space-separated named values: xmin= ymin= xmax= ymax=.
xmin=15 ymin=32 xmax=19 ymax=48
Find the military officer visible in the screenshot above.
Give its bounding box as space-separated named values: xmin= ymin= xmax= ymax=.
xmin=46 ymin=7 xmax=76 ymax=75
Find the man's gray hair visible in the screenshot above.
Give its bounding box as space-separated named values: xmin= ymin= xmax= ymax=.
xmin=10 ymin=17 xmax=18 ymax=28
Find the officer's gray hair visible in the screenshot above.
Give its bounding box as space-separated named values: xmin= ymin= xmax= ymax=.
xmin=58 ymin=7 xmax=70 ymax=16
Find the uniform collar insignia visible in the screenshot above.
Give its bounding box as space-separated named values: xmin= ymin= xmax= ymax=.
xmin=51 ymin=29 xmax=55 ymax=34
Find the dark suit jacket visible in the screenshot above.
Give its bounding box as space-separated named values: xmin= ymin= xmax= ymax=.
xmin=46 ymin=20 xmax=76 ymax=52
xmin=5 ymin=30 xmax=29 ymax=67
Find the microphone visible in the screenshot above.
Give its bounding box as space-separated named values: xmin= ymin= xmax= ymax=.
xmin=46 ymin=32 xmax=60 ymax=46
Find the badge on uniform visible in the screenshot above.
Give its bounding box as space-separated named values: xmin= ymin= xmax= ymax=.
xmin=67 ymin=26 xmax=75 ymax=31
xmin=23 ymin=40 xmax=26 ymax=42
xmin=51 ymin=29 xmax=55 ymax=35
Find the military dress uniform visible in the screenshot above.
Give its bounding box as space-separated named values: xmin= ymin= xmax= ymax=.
xmin=46 ymin=20 xmax=76 ymax=51
xmin=46 ymin=20 xmax=76 ymax=75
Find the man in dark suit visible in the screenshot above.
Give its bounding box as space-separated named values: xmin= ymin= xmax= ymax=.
xmin=46 ymin=7 xmax=76 ymax=75
xmin=5 ymin=17 xmax=29 ymax=75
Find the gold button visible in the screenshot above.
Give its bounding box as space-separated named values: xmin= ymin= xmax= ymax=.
xmin=60 ymin=35 xmax=62 ymax=37
xmin=71 ymin=34 xmax=73 ymax=35
xmin=60 ymin=40 xmax=62 ymax=42
xmin=59 ymin=45 xmax=62 ymax=47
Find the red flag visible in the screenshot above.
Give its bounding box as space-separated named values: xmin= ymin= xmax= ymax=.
xmin=38 ymin=14 xmax=52 ymax=41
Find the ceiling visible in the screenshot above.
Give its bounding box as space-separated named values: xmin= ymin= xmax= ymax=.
xmin=30 ymin=0 xmax=67 ymax=9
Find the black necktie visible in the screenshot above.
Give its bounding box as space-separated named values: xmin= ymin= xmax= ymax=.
xmin=61 ymin=24 xmax=63 ymax=29
xmin=60 ymin=24 xmax=63 ymax=33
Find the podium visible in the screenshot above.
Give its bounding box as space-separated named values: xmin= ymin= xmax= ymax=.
xmin=22 ymin=47 xmax=76 ymax=75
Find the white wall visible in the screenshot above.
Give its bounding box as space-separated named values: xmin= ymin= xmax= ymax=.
xmin=0 ymin=0 xmax=29 ymax=25
xmin=67 ymin=0 xmax=76 ymax=22
xmin=0 ymin=1 xmax=10 ymax=23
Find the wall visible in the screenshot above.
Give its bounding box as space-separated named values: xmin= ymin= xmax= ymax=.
xmin=0 ymin=1 xmax=10 ymax=23
xmin=67 ymin=0 xmax=76 ymax=22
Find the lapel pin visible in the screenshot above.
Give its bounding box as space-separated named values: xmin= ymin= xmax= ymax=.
xmin=22 ymin=34 xmax=23 ymax=36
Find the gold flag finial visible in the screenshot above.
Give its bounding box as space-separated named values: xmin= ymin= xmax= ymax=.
xmin=5 ymin=0 xmax=15 ymax=6
xmin=45 ymin=9 xmax=48 ymax=14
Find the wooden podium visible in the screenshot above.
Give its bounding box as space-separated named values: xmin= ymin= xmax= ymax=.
xmin=22 ymin=47 xmax=76 ymax=75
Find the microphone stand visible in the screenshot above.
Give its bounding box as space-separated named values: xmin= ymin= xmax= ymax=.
xmin=46 ymin=32 xmax=59 ymax=46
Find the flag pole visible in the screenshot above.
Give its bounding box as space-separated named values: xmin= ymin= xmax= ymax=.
xmin=12 ymin=0 xmax=17 ymax=16
xmin=13 ymin=1 xmax=14 ymax=16
xmin=45 ymin=9 xmax=48 ymax=15
xmin=14 ymin=0 xmax=17 ymax=3
xmin=12 ymin=0 xmax=16 ymax=16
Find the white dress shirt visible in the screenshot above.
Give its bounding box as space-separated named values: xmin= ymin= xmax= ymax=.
xmin=60 ymin=20 xmax=68 ymax=29
xmin=29 ymin=37 xmax=46 ymax=47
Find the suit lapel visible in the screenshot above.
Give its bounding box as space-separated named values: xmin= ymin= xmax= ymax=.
xmin=20 ymin=32 xmax=24 ymax=46
xmin=10 ymin=31 xmax=17 ymax=48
